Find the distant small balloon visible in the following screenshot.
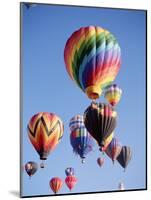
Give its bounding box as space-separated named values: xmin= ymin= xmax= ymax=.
xmin=65 ymin=167 xmax=75 ymax=176
xmin=117 ymin=146 xmax=132 ymax=171
xmin=65 ymin=175 xmax=77 ymax=191
xmin=97 ymin=157 xmax=105 ymax=168
xmin=104 ymin=84 xmax=122 ymax=106
xmin=25 ymin=161 xmax=38 ymax=178
xmin=49 ymin=177 xmax=63 ymax=194
xmin=105 ymin=137 xmax=122 ymax=163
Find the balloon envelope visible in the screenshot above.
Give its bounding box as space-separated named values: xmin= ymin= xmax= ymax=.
xmin=28 ymin=112 xmax=64 ymax=160
xmin=64 ymin=26 xmax=121 ymax=99
xmin=105 ymin=137 xmax=122 ymax=163
xmin=97 ymin=157 xmax=105 ymax=167
xmin=65 ymin=175 xmax=77 ymax=190
xmin=84 ymin=102 xmax=117 ymax=147
xmin=104 ymin=84 xmax=122 ymax=106
xmin=25 ymin=161 xmax=38 ymax=177
xmin=65 ymin=167 xmax=75 ymax=176
xmin=49 ymin=177 xmax=63 ymax=194
xmin=117 ymin=146 xmax=132 ymax=170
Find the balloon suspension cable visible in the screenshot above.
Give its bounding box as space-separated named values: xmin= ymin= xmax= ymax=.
xmin=124 ymin=168 xmax=126 ymax=172
xmin=99 ymin=146 xmax=104 ymax=154
xmin=29 ymin=175 xmax=31 ymax=180
xmin=112 ymin=160 xmax=115 ymax=165
xmin=92 ymin=99 xmax=96 ymax=103
xmin=91 ymin=99 xmax=97 ymax=106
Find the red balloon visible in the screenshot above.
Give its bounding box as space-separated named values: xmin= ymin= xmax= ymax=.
xmin=49 ymin=177 xmax=63 ymax=194
xmin=65 ymin=175 xmax=77 ymax=190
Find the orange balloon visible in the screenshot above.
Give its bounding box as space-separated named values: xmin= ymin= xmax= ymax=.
xmin=28 ymin=112 xmax=64 ymax=160
xmin=49 ymin=177 xmax=63 ymax=194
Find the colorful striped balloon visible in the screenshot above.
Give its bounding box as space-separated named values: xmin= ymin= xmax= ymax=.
xmin=64 ymin=26 xmax=121 ymax=100
xmin=105 ymin=137 xmax=122 ymax=163
xmin=28 ymin=112 xmax=64 ymax=161
xmin=65 ymin=175 xmax=77 ymax=191
xmin=70 ymin=115 xmax=94 ymax=163
xmin=104 ymin=84 xmax=122 ymax=106
xmin=49 ymin=177 xmax=63 ymax=194
xmin=84 ymin=102 xmax=117 ymax=147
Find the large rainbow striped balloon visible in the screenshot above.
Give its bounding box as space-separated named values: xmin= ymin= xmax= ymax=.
xmin=64 ymin=26 xmax=121 ymax=100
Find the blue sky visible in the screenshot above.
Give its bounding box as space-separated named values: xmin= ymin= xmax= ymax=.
xmin=21 ymin=3 xmax=146 ymax=197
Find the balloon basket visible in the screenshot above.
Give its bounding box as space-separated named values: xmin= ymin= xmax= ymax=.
xmin=81 ymin=159 xmax=85 ymax=164
xmin=40 ymin=162 xmax=45 ymax=169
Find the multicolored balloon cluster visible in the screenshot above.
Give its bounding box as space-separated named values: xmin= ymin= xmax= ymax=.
xmin=24 ymin=25 xmax=132 ymax=194
xmin=64 ymin=26 xmax=132 ymax=171
xmin=49 ymin=168 xmax=78 ymax=194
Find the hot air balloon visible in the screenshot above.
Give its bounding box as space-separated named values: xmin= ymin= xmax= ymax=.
xmin=105 ymin=137 xmax=122 ymax=163
xmin=65 ymin=167 xmax=75 ymax=176
xmin=118 ymin=182 xmax=125 ymax=190
xmin=25 ymin=161 xmax=38 ymax=178
xmin=28 ymin=112 xmax=64 ymax=167
xmin=64 ymin=26 xmax=121 ymax=100
xmin=97 ymin=157 xmax=105 ymax=168
xmin=84 ymin=102 xmax=117 ymax=149
xmin=104 ymin=84 xmax=122 ymax=106
xmin=117 ymin=146 xmax=132 ymax=171
xmin=65 ymin=175 xmax=77 ymax=191
xmin=49 ymin=177 xmax=63 ymax=194
xmin=70 ymin=115 xmax=94 ymax=163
